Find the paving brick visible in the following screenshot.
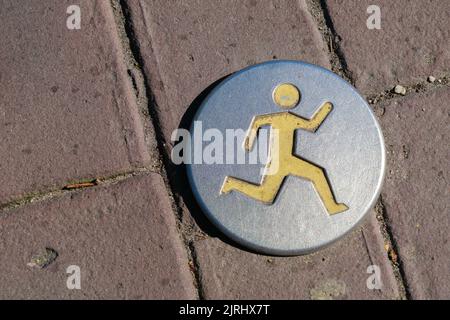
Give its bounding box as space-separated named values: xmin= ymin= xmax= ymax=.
xmin=0 ymin=0 xmax=151 ymax=204
xmin=0 ymin=173 xmax=196 ymax=299
xmin=125 ymin=0 xmax=331 ymax=140
xmin=326 ymin=0 xmax=450 ymax=94
xmin=377 ymin=88 xmax=450 ymax=299
xmin=195 ymin=214 xmax=399 ymax=299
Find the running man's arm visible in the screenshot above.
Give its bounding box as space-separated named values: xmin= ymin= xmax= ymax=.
xmin=244 ymin=114 xmax=273 ymax=151
xmin=305 ymin=102 xmax=333 ymax=132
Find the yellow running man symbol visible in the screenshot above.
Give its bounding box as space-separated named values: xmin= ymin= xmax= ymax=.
xmin=220 ymin=83 xmax=349 ymax=215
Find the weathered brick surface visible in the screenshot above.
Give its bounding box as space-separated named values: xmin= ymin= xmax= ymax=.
xmin=195 ymin=214 xmax=399 ymax=299
xmin=0 ymin=173 xmax=196 ymax=299
xmin=377 ymin=88 xmax=450 ymax=299
xmin=326 ymin=0 xmax=450 ymax=94
xmin=0 ymin=0 xmax=150 ymax=204
xmin=125 ymin=0 xmax=331 ymax=141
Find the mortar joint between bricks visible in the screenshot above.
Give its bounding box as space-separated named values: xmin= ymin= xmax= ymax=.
xmin=112 ymin=0 xmax=204 ymax=299
xmin=0 ymin=167 xmax=160 ymax=216
xmin=110 ymin=0 xmax=164 ymax=173
xmin=375 ymin=196 xmax=411 ymax=300
xmin=366 ymin=74 xmax=450 ymax=106
xmin=305 ymin=0 xmax=354 ymax=84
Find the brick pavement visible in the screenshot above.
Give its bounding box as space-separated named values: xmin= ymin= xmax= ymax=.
xmin=0 ymin=0 xmax=153 ymax=205
xmin=0 ymin=0 xmax=448 ymax=299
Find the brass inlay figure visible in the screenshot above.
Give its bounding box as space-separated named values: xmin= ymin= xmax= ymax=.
xmin=220 ymin=83 xmax=348 ymax=215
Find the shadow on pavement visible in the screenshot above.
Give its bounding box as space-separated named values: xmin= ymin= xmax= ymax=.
xmin=168 ymin=74 xmax=267 ymax=256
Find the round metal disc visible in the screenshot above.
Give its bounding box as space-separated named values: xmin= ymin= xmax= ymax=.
xmin=186 ymin=60 xmax=385 ymax=255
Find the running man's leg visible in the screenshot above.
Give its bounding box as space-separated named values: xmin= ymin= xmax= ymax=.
xmin=220 ymin=172 xmax=285 ymax=204
xmin=290 ymin=157 xmax=348 ymax=215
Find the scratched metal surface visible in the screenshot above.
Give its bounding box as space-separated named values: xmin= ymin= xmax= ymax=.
xmin=186 ymin=60 xmax=385 ymax=255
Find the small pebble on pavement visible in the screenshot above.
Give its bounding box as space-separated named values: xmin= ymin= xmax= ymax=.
xmin=394 ymin=85 xmax=407 ymax=95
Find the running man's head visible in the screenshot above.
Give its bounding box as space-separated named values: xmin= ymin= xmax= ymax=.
xmin=272 ymin=83 xmax=301 ymax=110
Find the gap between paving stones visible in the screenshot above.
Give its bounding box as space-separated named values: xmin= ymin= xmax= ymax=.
xmin=366 ymin=74 xmax=450 ymax=106
xmin=306 ymin=0 xmax=354 ymax=84
xmin=374 ymin=197 xmax=410 ymax=299
xmin=111 ymin=0 xmax=204 ymax=299
xmin=359 ymin=226 xmax=404 ymax=298
xmin=0 ymin=167 xmax=158 ymax=216
xmin=110 ymin=0 xmax=159 ymax=159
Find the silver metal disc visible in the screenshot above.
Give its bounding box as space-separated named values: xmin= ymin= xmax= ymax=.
xmin=186 ymin=60 xmax=385 ymax=255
